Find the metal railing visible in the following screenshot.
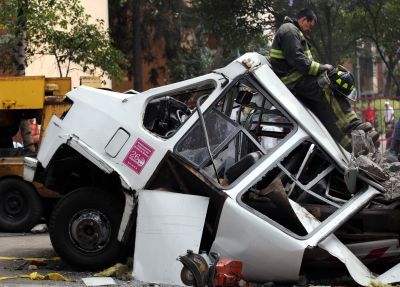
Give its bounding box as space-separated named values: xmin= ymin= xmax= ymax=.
xmin=353 ymin=96 xmax=400 ymax=153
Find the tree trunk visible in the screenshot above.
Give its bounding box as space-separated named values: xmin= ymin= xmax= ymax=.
xmin=14 ymin=0 xmax=28 ymax=76
xmin=374 ymin=47 xmax=400 ymax=96
xmin=324 ymin=4 xmax=333 ymax=64
xmin=384 ymin=71 xmax=392 ymax=97
xmin=133 ymin=0 xmax=143 ymax=91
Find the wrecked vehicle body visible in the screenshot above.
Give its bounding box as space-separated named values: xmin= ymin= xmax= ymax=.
xmin=24 ymin=53 xmax=400 ymax=285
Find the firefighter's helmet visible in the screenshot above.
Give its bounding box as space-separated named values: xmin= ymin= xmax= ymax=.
xmin=328 ymin=66 xmax=357 ymax=101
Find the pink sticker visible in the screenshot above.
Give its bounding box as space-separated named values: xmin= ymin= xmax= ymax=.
xmin=123 ymin=138 xmax=154 ymax=174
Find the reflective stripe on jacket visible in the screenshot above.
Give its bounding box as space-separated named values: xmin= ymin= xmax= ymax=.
xmin=270 ymin=17 xmax=322 ymax=85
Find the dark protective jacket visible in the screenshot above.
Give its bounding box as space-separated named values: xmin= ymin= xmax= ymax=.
xmin=270 ymin=17 xmax=323 ymax=86
xmin=270 ymin=16 xmax=361 ymax=150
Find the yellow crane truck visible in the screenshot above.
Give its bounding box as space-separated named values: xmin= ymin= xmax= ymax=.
xmin=0 ymin=76 xmax=72 ymax=232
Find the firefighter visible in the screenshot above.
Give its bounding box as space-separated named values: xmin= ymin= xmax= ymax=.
xmin=321 ymin=66 xmax=378 ymax=143
xmin=270 ymin=8 xmax=371 ymax=151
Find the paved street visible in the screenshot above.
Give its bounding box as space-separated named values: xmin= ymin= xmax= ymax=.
xmin=0 ymin=233 xmax=359 ymax=287
xmin=0 ymin=233 xmax=54 ymax=258
xmin=0 ymin=233 xmax=136 ymax=286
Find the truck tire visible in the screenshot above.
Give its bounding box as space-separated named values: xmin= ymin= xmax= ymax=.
xmin=49 ymin=187 xmax=124 ymax=270
xmin=0 ymin=178 xmax=43 ymax=232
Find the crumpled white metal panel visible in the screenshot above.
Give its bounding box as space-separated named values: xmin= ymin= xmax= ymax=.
xmin=252 ymin=62 xmax=350 ymax=170
xmin=214 ymin=183 xmax=400 ymax=285
xmin=291 ymin=200 xmax=400 ymax=285
xmin=211 ymin=198 xmax=307 ymax=282
xmin=134 ymin=191 xmax=209 ymax=286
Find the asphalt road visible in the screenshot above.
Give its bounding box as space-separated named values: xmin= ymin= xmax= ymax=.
xmin=0 ymin=232 xmax=138 ymax=287
xmin=0 ymin=232 xmax=358 ymax=287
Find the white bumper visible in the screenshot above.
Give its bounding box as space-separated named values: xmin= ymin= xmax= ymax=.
xmin=23 ymin=156 xmax=38 ymax=182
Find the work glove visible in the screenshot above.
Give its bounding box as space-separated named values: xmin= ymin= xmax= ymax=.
xmin=320 ymin=64 xmax=334 ymax=73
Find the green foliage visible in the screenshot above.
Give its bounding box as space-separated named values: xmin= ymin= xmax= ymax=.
xmin=109 ymin=0 xmax=218 ymax=83
xmin=0 ymin=35 xmax=15 ymax=73
xmin=344 ymin=0 xmax=400 ymax=92
xmin=106 ymin=0 xmax=400 ymax=89
xmin=190 ymin=0 xmax=397 ymax=65
xmin=0 ymin=0 xmax=128 ymax=79
xmin=0 ymin=0 xmax=20 ymax=73
xmin=189 ymin=0 xmax=400 ymax=93
xmin=191 ymin=0 xmax=275 ymax=64
xmin=168 ymin=31 xmax=214 ymax=82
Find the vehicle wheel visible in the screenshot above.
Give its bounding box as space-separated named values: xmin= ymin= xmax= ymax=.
xmin=49 ymin=187 xmax=124 ymax=270
xmin=0 ymin=178 xmax=43 ymax=232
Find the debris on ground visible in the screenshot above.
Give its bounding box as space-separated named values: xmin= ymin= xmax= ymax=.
xmin=0 ymin=255 xmax=62 ymax=273
xmin=27 ymin=264 xmax=38 ymax=270
xmin=367 ymin=280 xmax=397 ymax=287
xmin=0 ymin=256 xmax=60 ymax=262
xmin=0 ymin=271 xmax=71 ymax=281
xmin=351 ymin=130 xmax=400 ymax=200
xmin=28 ymin=259 xmax=48 ymax=267
xmin=82 ymin=276 xmax=116 ymax=286
xmin=355 ymin=155 xmax=389 ymax=181
xmin=94 ymin=259 xmax=132 ymax=281
xmin=30 ymin=223 xmax=48 ymax=234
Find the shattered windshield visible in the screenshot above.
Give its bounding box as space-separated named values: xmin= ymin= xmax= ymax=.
xmin=143 ymin=80 xmax=216 ymax=138
xmin=175 ymin=78 xmax=295 ymax=186
xmin=175 ymin=108 xmax=237 ymax=166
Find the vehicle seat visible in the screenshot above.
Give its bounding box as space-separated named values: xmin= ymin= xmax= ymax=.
xmin=225 ymin=151 xmax=263 ymax=184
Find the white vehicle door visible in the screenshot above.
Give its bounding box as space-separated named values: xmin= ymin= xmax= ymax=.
xmin=173 ymin=76 xmax=308 ymax=281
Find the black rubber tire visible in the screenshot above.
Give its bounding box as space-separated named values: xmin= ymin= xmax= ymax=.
xmin=0 ymin=178 xmax=43 ymax=232
xmin=49 ymin=187 xmax=124 ymax=270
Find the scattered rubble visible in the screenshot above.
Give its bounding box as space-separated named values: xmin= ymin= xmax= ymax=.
xmin=0 ymin=271 xmax=71 ymax=282
xmin=27 ymin=264 xmax=38 ymax=270
xmin=351 ymin=130 xmax=400 ymax=200
xmin=30 ymin=223 xmax=48 ymax=234
xmin=82 ymin=276 xmax=116 ymax=286
xmin=367 ymin=280 xmax=398 ymax=287
xmin=94 ymin=259 xmax=132 ymax=281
